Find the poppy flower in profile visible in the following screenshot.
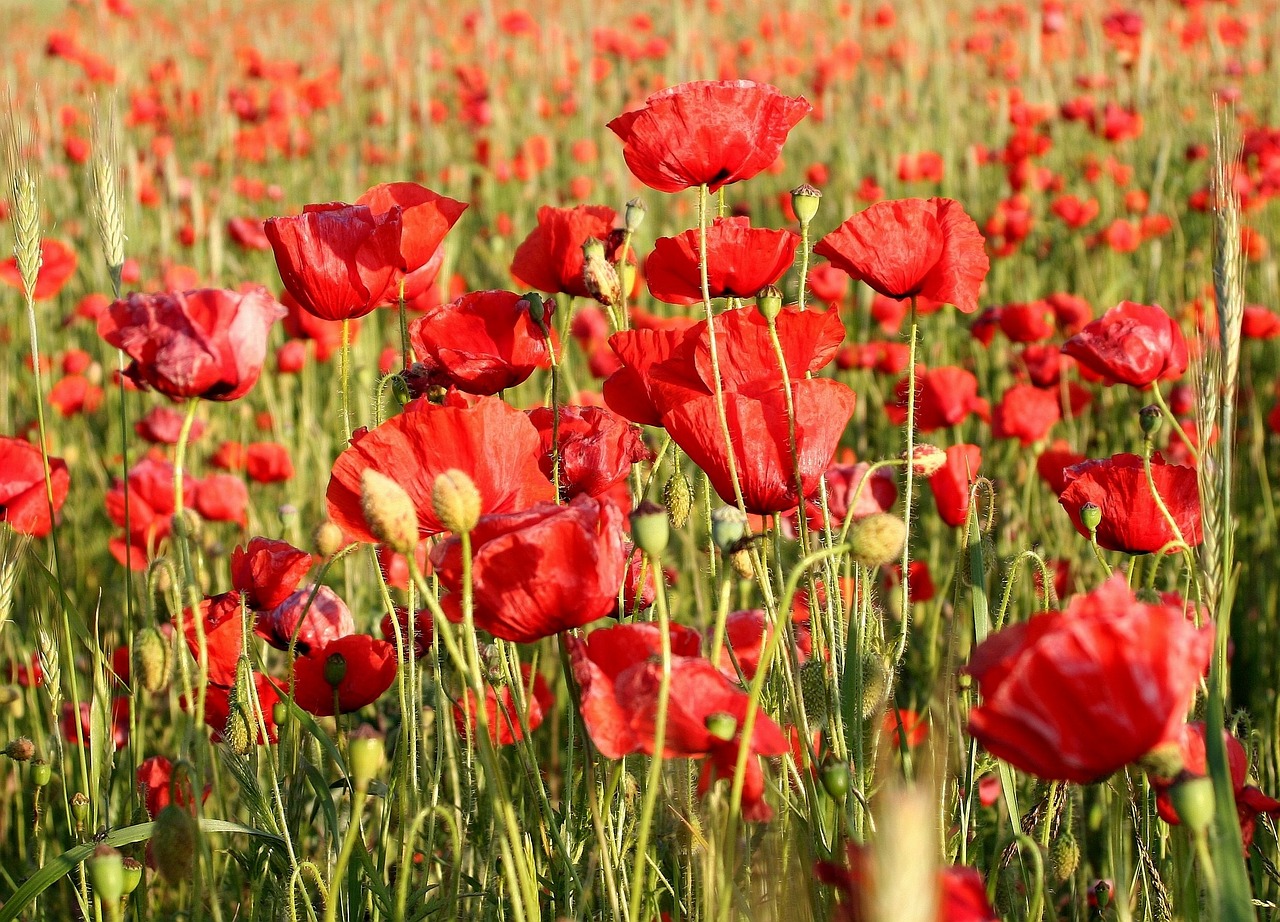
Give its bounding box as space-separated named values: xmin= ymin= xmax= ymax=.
xmin=928 ymin=444 xmax=982 ymax=528
xmin=230 ymin=537 xmax=313 ymax=611
xmin=98 ymin=287 xmax=286 ymax=402
xmin=292 ymin=633 xmax=397 ymax=717
xmin=201 ymin=673 xmax=280 ymax=745
xmin=1058 ymin=453 xmax=1202 ymax=554
xmin=644 ymin=217 xmax=799 ymax=305
xmin=527 ymin=405 xmax=652 ymax=499
xmin=0 ymin=239 xmax=77 ymax=300
xmin=454 ymin=664 xmax=555 ymax=745
xmin=510 ymin=204 xmax=623 ymax=299
xmin=0 ymin=436 xmax=70 ymax=538
xmin=193 ymin=474 xmax=248 ymax=526
xmin=355 ymin=182 xmax=467 ymax=302
xmin=431 ymin=495 xmax=627 ymax=644
xmin=326 ymin=394 xmax=554 ymax=544
xmin=607 ymin=80 xmax=811 ymax=194
xmin=965 ymin=575 xmax=1212 ymax=784
xmin=226 ymin=217 xmax=271 ymax=251
xmin=991 ymin=384 xmax=1060 ymax=445
xmin=1062 ymin=301 xmax=1188 ymax=388
xmin=179 ymin=591 xmax=244 ymax=687
xmin=407 ymin=290 xmax=551 ymax=395
xmin=815 ymin=198 xmax=989 ymax=313
xmin=264 ymin=203 xmax=404 ymax=321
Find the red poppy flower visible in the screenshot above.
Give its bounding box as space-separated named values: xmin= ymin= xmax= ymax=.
xmin=245 ymin=442 xmax=294 ymax=484
xmin=179 ymin=591 xmax=244 ymax=687
xmin=407 ymin=290 xmax=551 ymax=395
xmin=231 ymin=537 xmax=313 ymax=611
xmin=0 ymin=435 xmax=70 ymax=538
xmin=606 ymin=80 xmax=811 ymax=193
xmin=991 ymin=384 xmax=1060 ymax=445
xmin=380 ymin=605 xmax=434 ymax=658
xmin=998 ymin=301 xmax=1055 ymax=342
xmin=454 ymin=664 xmax=555 ymax=745
xmin=799 ymin=461 xmax=897 ymax=532
xmin=1035 ymin=440 xmax=1085 ymax=495
xmin=510 ymin=204 xmax=621 ymax=298
xmin=0 ymin=239 xmax=77 ymax=301
xmin=644 ymin=217 xmax=799 ymax=305
xmin=527 ymin=405 xmax=652 ymax=499
xmin=326 ymin=394 xmax=554 ymax=544
xmin=885 ymin=366 xmax=986 ymax=432
xmin=137 ymin=755 xmax=208 ymax=819
xmin=48 ymin=375 xmax=103 ymax=417
xmin=98 ymin=287 xmax=286 ymax=401
xmin=257 ymin=585 xmax=354 ymax=655
xmin=355 ymin=182 xmax=467 ymax=302
xmin=816 ymin=844 xmax=999 ymax=922
xmin=1058 ymin=453 xmax=1202 ymax=554
xmin=61 ymin=699 xmax=130 ymax=751
xmin=200 ymin=673 xmax=280 ymax=745
xmin=136 ymin=406 xmax=206 ymax=444
xmin=291 ymin=633 xmax=397 ymax=716
xmin=928 ymin=444 xmax=982 ymax=528
xmin=1062 ymin=301 xmax=1188 ymax=388
xmin=814 ymin=198 xmax=989 ymax=313
xmin=602 ymin=326 xmax=698 ymax=427
xmin=965 ymin=575 xmax=1212 ymax=783
xmin=716 ymin=609 xmax=811 ymax=681
xmin=264 ymin=203 xmax=404 ymax=321
xmin=193 ymin=474 xmax=248 ymax=526
xmin=431 ymin=495 xmax=626 ymax=643
xmin=105 ymin=457 xmax=197 ymax=569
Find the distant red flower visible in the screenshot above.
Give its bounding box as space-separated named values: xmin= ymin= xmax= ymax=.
xmin=61 ymin=699 xmax=130 ymax=751
xmin=607 ymin=80 xmax=811 ymax=193
xmin=454 ymin=664 xmax=555 ymax=745
xmin=136 ymin=406 xmax=205 ymax=444
xmin=137 ymin=755 xmax=207 ymax=819
xmin=98 ymin=287 xmax=286 ymax=401
xmin=0 ymin=239 xmax=77 ymax=301
xmin=105 ymin=457 xmax=195 ymax=568
xmin=885 ymin=366 xmax=986 ymax=432
xmin=431 ymin=495 xmax=626 ymax=643
xmin=716 ymin=609 xmax=811 ymax=681
xmin=245 ymin=442 xmax=294 ymax=483
xmin=380 ymin=605 xmax=433 ymax=658
xmin=527 ymin=405 xmax=652 ymax=499
xmin=816 ymin=844 xmax=998 ymax=922
xmin=965 ymin=575 xmax=1212 ymax=783
xmin=264 ymin=203 xmax=404 ymax=321
xmin=998 ymin=301 xmax=1055 ymax=343
xmin=1062 ymin=301 xmax=1188 ymax=388
xmin=1058 ymin=453 xmax=1202 ymax=553
xmin=292 ymin=633 xmax=397 ymax=716
xmin=231 ymin=537 xmax=313 ymax=611
xmin=226 ymin=217 xmax=271 ymax=251
xmin=200 ymin=673 xmax=280 ymax=745
xmin=1242 ymin=306 xmax=1280 ymax=340
xmin=883 ymin=707 xmax=929 ymax=749
xmin=510 ymin=204 xmax=620 ymax=298
xmin=992 ymin=384 xmax=1060 ymax=445
xmin=928 ymin=444 xmax=982 ymax=528
xmin=1035 ymin=440 xmax=1085 ymax=495
xmin=257 ymin=585 xmax=354 ymax=655
xmin=48 ymin=375 xmax=103 ymax=417
xmin=326 ymin=394 xmax=554 ymax=543
xmin=193 ymin=473 xmax=248 ymax=526
xmin=644 ymin=217 xmax=799 ymax=305
xmin=0 ymin=435 xmax=70 ymax=538
xmin=815 ymin=198 xmax=989 ymax=314
xmin=407 ymin=290 xmax=551 ymax=395
xmin=801 ymin=461 xmax=897 ymax=532
xmin=355 ymin=182 xmax=467 ymax=301
xmin=281 ymin=290 xmax=353 ymax=362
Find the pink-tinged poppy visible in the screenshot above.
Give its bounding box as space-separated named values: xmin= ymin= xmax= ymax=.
xmin=431 ymin=495 xmax=626 ymax=643
xmin=454 ymin=664 xmax=555 ymax=745
xmin=136 ymin=405 xmax=206 ymax=444
xmin=0 ymin=435 xmax=70 ymax=538
xmin=0 ymin=239 xmax=77 ymax=300
xmin=200 ymin=673 xmax=280 ymax=745
xmin=510 ymin=204 xmax=623 ymax=299
xmin=356 ymin=182 xmax=467 ymax=302
xmin=326 ymin=394 xmax=554 ymax=543
xmin=1058 ymin=453 xmax=1202 ymax=554
xmin=928 ymin=444 xmax=982 ymax=528
xmin=527 ymin=405 xmax=652 ymax=499
xmin=965 ymin=576 xmax=1212 ymax=783
xmin=257 ymin=585 xmax=354 ymax=655
xmin=815 ymin=844 xmax=999 ymax=922
xmin=407 ymin=290 xmax=551 ymax=395
xmin=193 ymin=474 xmax=248 ymax=526
xmin=264 ymin=203 xmax=405 ymax=321
xmin=800 ymin=461 xmax=897 ymax=532
xmin=291 ymin=633 xmax=397 ymax=716
xmin=815 ymin=198 xmax=989 ymax=314
xmin=991 ymin=384 xmax=1060 ymax=445
xmin=644 ymin=217 xmax=799 ymax=305
xmin=606 ymin=80 xmax=811 ymax=193
xmin=179 ymin=591 xmax=243 ymax=687
xmin=1062 ymin=301 xmax=1188 ymax=388
xmin=230 ymin=537 xmax=313 ymax=611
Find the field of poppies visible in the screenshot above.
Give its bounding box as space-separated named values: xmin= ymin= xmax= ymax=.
xmin=2 ymin=0 xmax=1280 ymax=920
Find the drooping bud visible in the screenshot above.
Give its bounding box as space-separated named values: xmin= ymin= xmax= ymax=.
xmin=360 ymin=469 xmax=419 ymax=555
xmin=1049 ymin=833 xmax=1080 ymax=883
xmin=3 ymin=736 xmax=35 ymax=761
xmin=391 ymin=373 xmax=412 ymax=407
xmin=523 ymin=291 xmax=548 ymax=330
xmin=152 ymin=804 xmax=197 ymax=883
xmin=582 ymin=237 xmax=622 ymax=308
xmin=432 ymin=468 xmax=482 ymax=535
xmin=349 ymin=726 xmax=386 ymax=790
xmin=756 ymin=285 xmax=783 ymax=323
xmin=906 ymin=444 xmax=947 ymax=477
xmin=1138 ymin=404 xmax=1162 ymax=438
xmin=1169 ymin=776 xmax=1216 ymax=835
xmin=323 ymin=652 xmax=348 ymax=688
xmin=849 ymin=513 xmax=907 ymax=568
xmin=705 ymin=712 xmax=738 ymax=741
xmin=86 ymin=844 xmax=125 ymax=906
xmin=624 ymin=197 xmax=646 ymax=233
xmin=790 ymin=183 xmax=822 ymax=226
xmin=170 ymin=508 xmax=204 ymax=543
xmin=798 ymin=660 xmax=830 ymax=726
xmin=710 ymin=506 xmax=749 ymax=554
xmin=1079 ymin=502 xmax=1102 ymax=534
xmin=630 ymin=500 xmax=670 ymax=559
xmin=859 ymin=652 xmax=890 ymax=720
xmin=133 ymin=626 xmax=170 ymax=693
xmin=312 ymin=519 xmax=346 ymax=559
xmin=663 ymin=470 xmax=693 ymax=529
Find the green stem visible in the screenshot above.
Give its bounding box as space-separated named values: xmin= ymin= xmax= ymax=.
xmin=340 ymin=318 xmax=352 ymax=436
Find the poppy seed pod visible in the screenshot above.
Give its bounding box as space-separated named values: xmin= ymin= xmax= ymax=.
xmin=631 ymin=500 xmax=670 ymax=558
xmin=790 ymin=183 xmax=822 ymax=226
xmin=360 ymin=469 xmax=419 ymax=556
xmin=152 ymin=804 xmax=197 ymax=883
xmin=121 ymin=857 xmax=143 ymax=896
xmin=323 ymin=652 xmax=348 ymax=688
xmin=705 ymin=712 xmax=738 ymax=741
xmin=582 ymin=238 xmax=622 ymax=308
xmin=624 ymin=197 xmax=646 ymax=232
xmin=711 ymin=506 xmax=749 ymax=553
xmin=312 ymin=519 xmax=345 ymax=559
xmin=30 ymin=759 xmax=51 ymax=787
xmin=1079 ymin=502 xmax=1102 ymax=533
xmin=757 ymin=285 xmax=783 ymax=323
xmin=1139 ymin=404 xmax=1162 ymax=437
xmin=1169 ymin=777 xmax=1215 ymax=835
xmin=86 ymin=845 xmax=125 ymax=906
xmin=433 ymin=469 xmax=482 ymax=535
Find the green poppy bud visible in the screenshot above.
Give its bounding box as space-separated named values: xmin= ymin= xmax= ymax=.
xmin=630 ymin=500 xmax=670 ymax=559
xmin=710 ymin=506 xmax=748 ymax=554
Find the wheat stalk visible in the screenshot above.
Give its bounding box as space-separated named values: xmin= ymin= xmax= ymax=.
xmin=4 ymin=100 xmax=42 ymax=300
xmin=0 ymin=531 xmax=30 ymax=636
xmin=89 ymin=96 xmax=126 ymax=293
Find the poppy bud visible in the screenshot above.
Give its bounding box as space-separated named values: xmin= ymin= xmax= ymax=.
xmin=324 ymin=652 xmax=348 ymax=687
xmin=859 ymin=652 xmax=890 ymax=719
xmin=907 ymin=444 xmax=947 ymax=477
xmin=133 ymin=626 xmax=170 ymax=693
xmin=30 ymin=758 xmax=51 ymax=787
xmin=756 ymin=285 xmax=783 ymax=323
xmin=663 ymin=470 xmax=693 ymax=529
xmin=582 ymin=238 xmax=622 ymax=307
xmin=1049 ymin=833 xmax=1080 ymax=883
xmin=121 ymin=857 xmax=143 ymax=896
xmin=391 ymin=374 xmax=412 ymax=407
xmin=360 ymin=469 xmax=419 ymax=556
xmin=171 ymin=508 xmax=203 ymax=542
xmin=798 ymin=659 xmax=829 ymax=726
xmin=820 ymin=760 xmax=850 ymax=800
xmin=153 ymin=803 xmax=196 ymax=883
xmin=850 ymin=513 xmax=907 ymax=568
xmin=1169 ymin=776 xmax=1215 ymax=834
xmin=711 ymin=506 xmax=748 ymax=553
xmin=523 ymin=291 xmax=548 ymax=329
xmin=1138 ymin=404 xmax=1162 ymax=437
xmin=312 ymin=519 xmax=345 ymax=559
xmin=1093 ymin=880 xmax=1112 ymax=909
xmin=273 ymin=701 xmax=289 ymax=727
xmin=706 ymin=711 xmax=738 ymax=741
xmin=349 ymin=727 xmax=386 ymax=790
xmin=223 ymin=704 xmax=253 ymax=756
xmin=4 ymin=736 xmax=35 ymax=761
xmin=624 ymin=197 xmax=646 ymax=233
xmin=86 ymin=844 xmax=124 ymax=906
xmin=790 ymin=183 xmax=822 ymax=226
xmin=618 ymin=262 xmax=637 ymax=301
xmin=1079 ymin=502 xmax=1102 ymax=534
xmin=432 ymin=468 xmax=482 ymax=535
xmin=631 ymin=501 xmax=670 ymax=558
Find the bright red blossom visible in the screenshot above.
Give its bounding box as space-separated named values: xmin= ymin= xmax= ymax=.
xmin=644 ymin=217 xmax=799 ymax=305
xmin=1062 ymin=301 xmax=1188 ymax=388
xmin=0 ymin=436 xmax=70 ymax=538
xmin=1058 ymin=453 xmax=1202 ymax=554
xmin=408 ymin=290 xmax=551 ymax=395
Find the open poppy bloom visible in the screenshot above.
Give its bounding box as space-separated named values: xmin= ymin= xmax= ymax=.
xmin=527 ymin=405 xmax=652 ymax=499
xmin=644 ymin=217 xmax=799 ymax=305
xmin=510 ymin=204 xmax=623 ymax=298
xmin=1058 ymin=453 xmax=1202 ymax=554
xmin=815 ymin=198 xmax=989 ymax=314
xmin=105 ymin=457 xmax=199 ymax=569
xmin=355 ymin=182 xmax=467 ymax=302
xmin=230 ymin=537 xmax=313 ymax=612
xmin=407 ymin=290 xmax=551 ymax=395
xmin=265 ymin=203 xmax=405 ymax=321
xmin=965 ymin=575 xmax=1213 ymax=783
xmin=567 ymin=622 xmax=790 ymax=821
xmin=180 ymin=591 xmax=244 ymax=687
xmin=431 ymin=495 xmax=626 ymax=643
xmin=326 ymin=393 xmax=554 ymax=543
xmin=607 ymin=80 xmax=811 ymax=193
xmin=884 ymin=366 xmax=987 ymax=432
xmin=0 ymin=239 xmax=77 ymax=301
xmin=815 ymin=844 xmax=999 ymax=922
xmin=0 ymin=435 xmax=70 ymax=538
xmin=98 ymin=287 xmax=286 ymax=401
xmin=454 ymin=664 xmax=555 ymax=745
xmin=1062 ymin=301 xmax=1188 ymax=387
xmin=291 ymin=633 xmax=397 ymax=717
xmin=257 ymin=585 xmax=355 ymax=655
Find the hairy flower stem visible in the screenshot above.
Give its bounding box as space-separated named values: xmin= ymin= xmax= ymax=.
xmin=397 ymin=276 xmax=409 ymax=369
xmin=1148 ymin=384 xmax=1199 ymax=463
xmin=340 ymin=318 xmax=353 ymax=435
xmin=895 ymin=299 xmax=920 ymax=665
